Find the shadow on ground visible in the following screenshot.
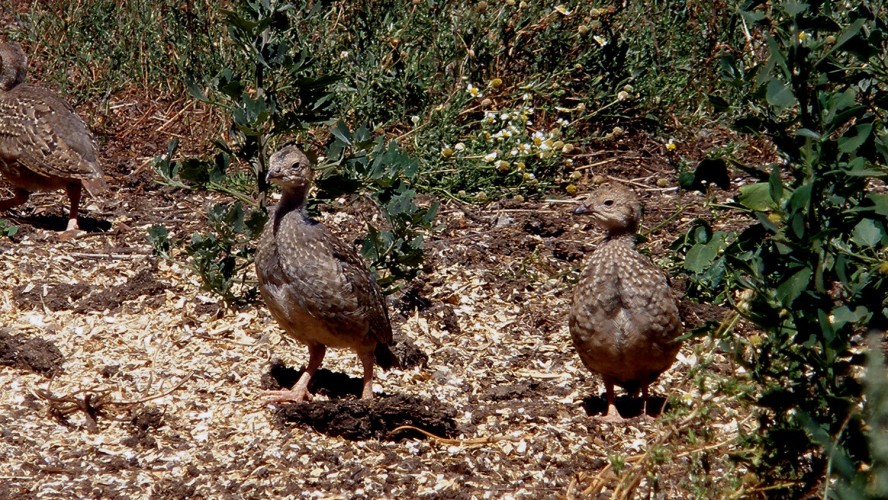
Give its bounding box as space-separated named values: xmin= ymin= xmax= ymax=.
xmin=265 ymin=360 xmax=458 ymax=441
xmin=581 ymin=393 xmax=670 ymax=419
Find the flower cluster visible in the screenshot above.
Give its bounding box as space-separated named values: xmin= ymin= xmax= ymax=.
xmin=436 ymin=80 xmax=583 ymax=198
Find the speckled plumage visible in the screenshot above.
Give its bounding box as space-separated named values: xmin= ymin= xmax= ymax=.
xmin=255 ymin=145 xmax=398 ymax=401
xmin=569 ymin=183 xmax=682 ymax=420
xmin=0 ymin=42 xmax=105 ymax=231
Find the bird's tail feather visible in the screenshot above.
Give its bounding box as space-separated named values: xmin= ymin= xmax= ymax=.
xmin=375 ymin=343 xmax=400 ymax=370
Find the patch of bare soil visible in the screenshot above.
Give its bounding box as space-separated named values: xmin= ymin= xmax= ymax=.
xmin=0 ymin=329 xmax=64 ymax=376
xmin=0 ymin=112 xmax=768 ymax=497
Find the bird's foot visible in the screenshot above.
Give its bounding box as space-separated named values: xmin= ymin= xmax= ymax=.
xmin=263 ymin=388 xmax=312 ymax=403
xmin=58 ymin=219 xmax=86 ymax=241
xmin=593 ymin=405 xmax=627 ymax=423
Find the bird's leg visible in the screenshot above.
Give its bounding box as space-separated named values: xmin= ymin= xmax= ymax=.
xmin=596 ymin=379 xmax=625 ymax=422
xmin=64 ymin=182 xmax=82 ymax=231
xmin=0 ymin=188 xmax=29 ymax=212
xmin=264 ymin=344 xmax=326 ymax=403
xmin=642 ymin=384 xmax=650 ymax=416
xmin=359 ymin=350 xmax=376 ymax=400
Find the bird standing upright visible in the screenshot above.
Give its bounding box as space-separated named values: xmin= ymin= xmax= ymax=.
xmin=569 ymin=183 xmax=682 ymax=421
xmin=255 ymin=145 xmax=399 ymax=402
xmin=0 ymin=42 xmax=105 ymax=232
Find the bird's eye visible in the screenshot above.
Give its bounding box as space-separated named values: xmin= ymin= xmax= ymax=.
xmin=603 ymin=199 xmax=615 ymax=207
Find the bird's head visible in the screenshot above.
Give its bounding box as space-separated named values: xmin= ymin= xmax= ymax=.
xmin=267 ymin=145 xmax=313 ymax=192
xmin=0 ymin=42 xmax=27 ymax=91
xmin=573 ymin=183 xmax=642 ymax=234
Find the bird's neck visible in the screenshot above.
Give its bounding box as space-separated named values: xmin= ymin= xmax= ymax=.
xmin=605 ymin=230 xmax=637 ymax=245
xmin=272 ymin=187 xmax=308 ymax=232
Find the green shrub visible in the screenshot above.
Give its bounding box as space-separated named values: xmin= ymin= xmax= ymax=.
xmin=681 ymin=1 xmax=888 ymax=494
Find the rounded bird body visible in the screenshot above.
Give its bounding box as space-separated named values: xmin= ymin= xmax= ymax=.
xmin=0 ymin=42 xmax=105 ymax=232
xmin=255 ymin=145 xmax=398 ymax=402
xmin=569 ymin=183 xmax=682 ymax=420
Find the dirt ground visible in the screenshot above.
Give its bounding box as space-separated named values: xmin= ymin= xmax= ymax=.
xmin=0 ymin=89 xmax=773 ymax=498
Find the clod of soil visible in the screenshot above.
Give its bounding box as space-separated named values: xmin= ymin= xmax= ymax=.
xmin=12 ymin=268 xmax=166 ymax=313
xmin=274 ymin=394 xmax=458 ymax=441
xmin=479 ymin=381 xmax=544 ymax=401
xmin=391 ymin=338 xmax=429 ymax=369
xmin=0 ymin=328 xmax=64 ymax=376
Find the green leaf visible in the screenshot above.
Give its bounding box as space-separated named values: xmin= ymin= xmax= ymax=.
xmin=766 ymin=78 xmax=796 ymax=109
xmin=795 ymin=128 xmax=821 ymax=140
xmin=330 ymin=120 xmax=352 ymax=146
xmin=768 ymin=167 xmax=784 ymax=205
xmin=739 ymin=182 xmax=778 ymax=211
xmin=866 ymin=193 xmax=888 ymax=216
xmin=186 ymin=81 xmax=209 ymax=102
xmin=684 ymin=243 xmax=719 ymax=273
xmin=781 ymin=1 xmax=810 ymax=17
xmin=830 ymin=305 xmax=869 ymax=330
xmin=776 ymin=266 xmax=812 ymax=306
xmin=851 ymin=218 xmax=882 ymax=247
xmin=838 ymin=122 xmax=873 ymax=153
xmin=820 ymin=18 xmax=865 ymax=61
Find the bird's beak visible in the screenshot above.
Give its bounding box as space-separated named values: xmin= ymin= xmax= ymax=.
xmin=573 ymin=204 xmax=590 ymax=216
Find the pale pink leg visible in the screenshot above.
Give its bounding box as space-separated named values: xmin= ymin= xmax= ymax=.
xmin=596 ymin=379 xmax=625 ymax=422
xmin=64 ymin=182 xmax=82 ymax=231
xmin=264 ymin=345 xmax=326 ymax=403
xmin=359 ymin=351 xmax=376 ymax=400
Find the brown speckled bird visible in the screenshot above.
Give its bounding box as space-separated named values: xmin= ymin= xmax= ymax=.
xmin=0 ymin=42 xmax=105 ymax=232
xmin=569 ymin=183 xmax=682 ymax=421
xmin=255 ymin=145 xmax=399 ymax=402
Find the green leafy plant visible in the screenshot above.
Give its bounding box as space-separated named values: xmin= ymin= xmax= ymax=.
xmin=681 ymin=1 xmax=888 ymax=493
xmin=0 ymin=219 xmax=18 ymax=238
xmin=317 ymin=121 xmax=439 ymax=291
xmin=186 ymin=0 xmax=337 ymax=207
xmin=186 ymin=202 xmax=267 ymax=304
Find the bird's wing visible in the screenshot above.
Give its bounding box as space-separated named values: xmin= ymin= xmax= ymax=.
xmin=617 ymin=258 xmax=682 ymax=348
xmin=328 ymin=233 xmax=393 ymax=345
xmin=269 ymin=216 xmax=391 ymax=343
xmin=0 ymin=86 xmax=104 ymax=190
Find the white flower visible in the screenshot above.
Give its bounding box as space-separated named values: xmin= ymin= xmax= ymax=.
xmin=593 ymin=35 xmax=608 ymax=47
xmin=556 ymin=118 xmax=569 ymax=127
xmin=499 ymin=112 xmax=511 ymax=121
xmin=617 ymin=90 xmax=630 ymax=101
xmin=483 ymin=152 xmax=498 ymax=162
xmin=484 ymin=111 xmax=496 ymax=124
xmin=467 ymin=83 xmax=483 ymax=98
xmin=411 ymin=115 xmax=420 ymax=124
xmin=454 ymin=142 xmax=466 ymax=151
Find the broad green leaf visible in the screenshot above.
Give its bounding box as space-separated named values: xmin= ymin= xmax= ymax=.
xmin=781 ymin=1 xmax=809 ymax=17
xmin=866 ymin=193 xmax=888 ymax=216
xmin=776 ymin=266 xmax=812 ymax=306
xmin=739 ymin=182 xmax=778 ymax=211
xmin=838 ymin=122 xmax=873 ymax=153
xmin=852 ymin=218 xmax=882 ymax=247
xmin=830 ymin=305 xmax=869 ymax=330
xmin=684 ymin=243 xmax=718 ymax=273
xmin=766 ymin=78 xmax=796 ymax=109
xmin=789 ymin=182 xmax=812 ymax=213
xmin=330 ymin=120 xmax=352 ymax=145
